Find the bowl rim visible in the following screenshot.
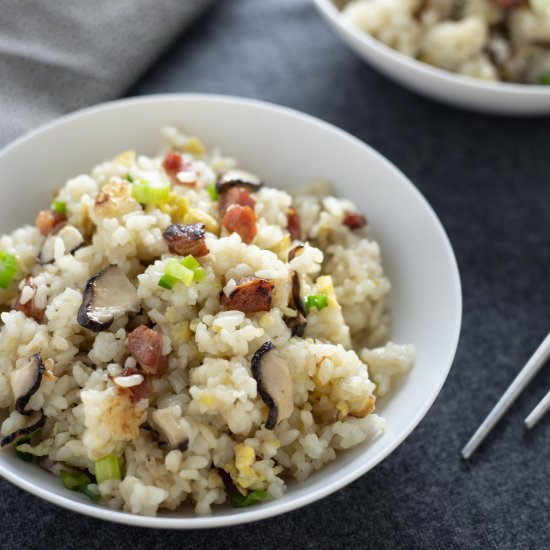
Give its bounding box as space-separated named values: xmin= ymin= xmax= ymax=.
xmin=0 ymin=93 xmax=462 ymax=529
xmin=312 ymin=0 xmax=550 ymax=96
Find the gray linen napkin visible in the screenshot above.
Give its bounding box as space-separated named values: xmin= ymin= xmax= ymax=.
xmin=0 ymin=0 xmax=211 ymax=148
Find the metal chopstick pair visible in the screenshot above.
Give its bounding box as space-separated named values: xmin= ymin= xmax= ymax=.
xmin=461 ymin=331 xmax=550 ymax=460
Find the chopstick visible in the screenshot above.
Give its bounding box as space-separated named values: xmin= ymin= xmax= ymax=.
xmin=525 ymin=388 xmax=550 ymax=429
xmin=461 ymin=331 xmax=550 ymax=460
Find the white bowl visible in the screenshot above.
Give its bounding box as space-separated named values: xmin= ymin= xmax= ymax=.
xmin=313 ymin=0 xmax=550 ymax=115
xmin=0 ymin=94 xmax=461 ymax=528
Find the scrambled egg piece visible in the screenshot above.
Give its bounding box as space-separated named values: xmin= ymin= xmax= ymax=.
xmin=224 ymin=443 xmax=266 ymax=494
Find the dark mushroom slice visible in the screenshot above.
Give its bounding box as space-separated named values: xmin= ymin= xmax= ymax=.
xmin=11 ymin=353 xmax=45 ymax=415
xmin=77 ymin=265 xmax=140 ymax=332
xmin=287 ymin=244 xmax=304 ymax=262
xmin=0 ymin=410 xmax=45 ymax=447
xmin=284 ymin=272 xmax=307 ymax=337
xmin=251 ymin=342 xmax=294 ymax=430
xmin=215 ymin=169 xmax=263 ymax=194
xmin=285 ymin=312 xmax=307 ymax=338
xmin=220 ymin=276 xmax=274 ymax=313
xmin=162 ymin=223 xmax=209 ymax=257
xmin=38 ymin=224 xmax=84 ymax=265
xmin=151 ymin=408 xmax=189 ymax=451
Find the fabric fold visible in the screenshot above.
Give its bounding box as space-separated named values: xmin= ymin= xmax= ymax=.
xmin=0 ymin=0 xmax=212 ymax=147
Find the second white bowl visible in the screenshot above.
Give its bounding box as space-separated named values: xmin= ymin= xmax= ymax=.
xmin=313 ymin=0 xmax=550 ymax=115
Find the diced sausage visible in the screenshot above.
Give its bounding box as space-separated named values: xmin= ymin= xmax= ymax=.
xmin=162 ymin=151 xmax=196 ymax=186
xmin=343 ymin=211 xmax=367 ymax=230
xmin=220 ymin=276 xmax=274 ymax=313
xmin=119 ymin=367 xmax=150 ymax=401
xmin=218 ymin=186 xmax=256 ymax=217
xmin=162 ymin=223 xmax=209 ymax=257
xmin=35 ymin=210 xmax=66 ymax=236
xmin=13 ymin=278 xmax=45 ymax=323
xmin=287 ymin=207 xmax=301 ymax=241
xmin=127 ymin=325 xmax=168 ymax=377
xmin=222 ymin=205 xmax=257 ymax=244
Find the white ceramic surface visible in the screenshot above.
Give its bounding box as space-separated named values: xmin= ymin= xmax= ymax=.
xmin=0 ymin=95 xmax=462 ymax=528
xmin=313 ymin=0 xmax=550 ymax=115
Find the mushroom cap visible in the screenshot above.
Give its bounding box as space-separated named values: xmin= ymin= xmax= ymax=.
xmin=77 ymin=265 xmax=140 ymax=332
xmin=151 ymin=408 xmax=189 ymax=451
xmin=38 ymin=224 xmax=84 ymax=265
xmin=215 ymin=169 xmax=263 ymax=194
xmin=11 ymin=353 xmax=45 ymax=415
xmin=251 ymin=342 xmax=294 ymax=430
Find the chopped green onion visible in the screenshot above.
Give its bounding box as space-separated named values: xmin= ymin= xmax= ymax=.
xmin=158 ymin=256 xmax=205 ymax=290
xmin=60 ymin=469 xmax=100 ymax=502
xmin=193 ymin=267 xmax=206 ymax=282
xmin=13 ymin=427 xmax=43 ymax=462
xmin=158 ymin=273 xmax=178 ymax=290
xmin=538 ymin=74 xmax=550 ymax=86
xmin=60 ymin=469 xmax=91 ymax=490
xmin=51 ymin=200 xmax=67 ymax=214
xmin=305 ymin=293 xmax=328 ymax=312
xmin=131 ymin=179 xmax=171 ymax=205
xmin=126 ymin=174 xmax=134 ymax=183
xmin=0 ymin=251 xmax=17 ymax=289
xmin=232 ymin=490 xmax=268 ymax=508
xmin=207 ymin=184 xmax=218 ymax=201
xmin=15 ymin=449 xmax=34 ymax=462
xmin=79 ymin=485 xmax=101 ymax=502
xmin=181 ymin=255 xmax=200 ymax=270
xmin=94 ymin=453 xmax=121 ymax=484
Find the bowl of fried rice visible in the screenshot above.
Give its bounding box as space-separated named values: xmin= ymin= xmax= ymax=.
xmin=0 ymin=95 xmax=461 ymax=528
xmin=313 ymin=0 xmax=550 ymax=115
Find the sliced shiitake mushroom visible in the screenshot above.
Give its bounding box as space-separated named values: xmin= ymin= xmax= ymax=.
xmin=77 ymin=265 xmax=140 ymax=332
xmin=251 ymin=342 xmax=294 ymax=430
xmin=285 ymin=273 xmax=307 ymax=337
xmin=38 ymin=224 xmax=84 ymax=265
xmin=0 ymin=410 xmax=45 ymax=447
xmin=216 ymin=169 xmax=263 ymax=194
xmin=287 ymin=244 xmax=304 ymax=262
xmin=151 ymin=408 xmax=189 ymax=451
xmin=11 ymin=353 xmax=45 ymax=415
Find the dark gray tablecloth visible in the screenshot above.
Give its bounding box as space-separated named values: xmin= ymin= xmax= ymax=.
xmin=3 ymin=1 xmax=550 ymax=548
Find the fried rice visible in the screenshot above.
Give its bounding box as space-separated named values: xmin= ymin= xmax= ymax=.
xmin=0 ymin=126 xmax=414 ymax=516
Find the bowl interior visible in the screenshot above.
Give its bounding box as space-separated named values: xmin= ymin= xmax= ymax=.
xmin=0 ymin=95 xmax=461 ymax=528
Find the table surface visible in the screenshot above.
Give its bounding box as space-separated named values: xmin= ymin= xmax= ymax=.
xmin=3 ymin=1 xmax=550 ymax=548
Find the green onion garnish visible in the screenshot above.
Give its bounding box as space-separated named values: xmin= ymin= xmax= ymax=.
xmin=538 ymin=74 xmax=550 ymax=86
xmin=60 ymin=469 xmax=101 ymax=502
xmin=126 ymin=174 xmax=134 ymax=183
xmin=232 ymin=490 xmax=268 ymax=508
xmin=51 ymin=200 xmax=67 ymax=214
xmin=207 ymin=184 xmax=218 ymax=201
xmin=305 ymin=293 xmax=329 ymax=312
xmin=180 ymin=255 xmax=200 ymax=270
xmin=158 ymin=256 xmax=205 ymax=290
xmin=15 ymin=449 xmax=34 ymax=462
xmin=131 ymin=179 xmax=171 ymax=205
xmin=13 ymin=427 xmax=43 ymax=462
xmin=94 ymin=453 xmax=121 ymax=484
xmin=0 ymin=251 xmax=17 ymax=289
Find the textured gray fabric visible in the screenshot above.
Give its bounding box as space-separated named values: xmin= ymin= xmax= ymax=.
xmin=2 ymin=0 xmax=550 ymax=548
xmin=0 ymin=0 xmax=210 ymax=146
